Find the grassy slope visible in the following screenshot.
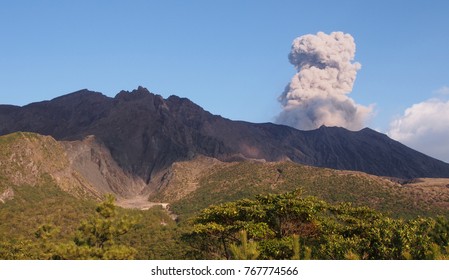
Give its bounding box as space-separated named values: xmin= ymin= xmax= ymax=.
xmin=0 ymin=179 xmax=95 ymax=240
xmin=170 ymin=161 xmax=449 ymax=219
xmin=0 ymin=132 xmax=97 ymax=199
xmin=0 ymin=132 xmax=92 ymax=243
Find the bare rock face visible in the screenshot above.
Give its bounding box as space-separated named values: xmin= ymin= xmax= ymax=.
xmin=62 ymin=135 xmax=147 ymax=198
xmin=1 ymin=87 xmax=449 ymax=180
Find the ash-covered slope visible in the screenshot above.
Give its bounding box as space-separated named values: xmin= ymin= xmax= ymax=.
xmin=1 ymin=86 xmax=449 ymax=180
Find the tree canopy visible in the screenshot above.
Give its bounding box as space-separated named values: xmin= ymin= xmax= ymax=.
xmin=183 ymin=190 xmax=449 ymax=260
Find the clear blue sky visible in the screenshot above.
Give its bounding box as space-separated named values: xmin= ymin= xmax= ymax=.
xmin=1 ymin=1 xmax=449 ymax=160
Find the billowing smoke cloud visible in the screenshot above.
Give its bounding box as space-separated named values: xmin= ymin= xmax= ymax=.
xmin=276 ymin=31 xmax=373 ymax=130
xmin=388 ymin=97 xmax=449 ymax=163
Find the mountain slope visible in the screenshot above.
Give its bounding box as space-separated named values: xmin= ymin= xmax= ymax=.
xmin=0 ymin=132 xmax=91 ymax=198
xmin=1 ymin=86 xmax=449 ymax=180
xmin=0 ymin=132 xmax=147 ymax=200
xmin=150 ymin=157 xmax=449 ymax=219
xmin=1 ymin=132 xmax=449 ymax=222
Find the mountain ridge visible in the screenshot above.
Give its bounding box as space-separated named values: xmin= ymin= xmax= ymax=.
xmin=1 ymin=86 xmax=449 ymax=180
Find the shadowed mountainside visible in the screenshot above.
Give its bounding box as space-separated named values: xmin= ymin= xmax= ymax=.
xmin=1 ymin=86 xmax=449 ymax=180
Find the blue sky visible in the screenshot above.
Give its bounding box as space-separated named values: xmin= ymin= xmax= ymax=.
xmin=1 ymin=1 xmax=449 ymax=161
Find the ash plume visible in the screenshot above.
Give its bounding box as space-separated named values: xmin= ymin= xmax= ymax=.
xmin=276 ymin=31 xmax=373 ymax=130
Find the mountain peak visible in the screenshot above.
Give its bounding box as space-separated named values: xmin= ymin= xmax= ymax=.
xmin=114 ymin=86 xmax=159 ymax=101
xmin=50 ymin=89 xmax=105 ymax=102
xmin=131 ymin=86 xmax=152 ymax=96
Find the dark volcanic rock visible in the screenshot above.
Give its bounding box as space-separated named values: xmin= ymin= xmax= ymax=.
xmin=1 ymin=86 xmax=449 ymax=180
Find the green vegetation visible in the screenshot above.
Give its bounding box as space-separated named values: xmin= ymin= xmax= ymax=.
xmin=2 ymin=179 xmax=449 ymax=259
xmin=0 ymin=181 xmax=185 ymax=259
xmin=56 ymin=194 xmax=138 ymax=259
xmin=0 ymin=194 xmax=137 ymax=260
xmin=183 ymin=190 xmax=449 ymax=260
xmin=0 ymin=177 xmax=94 ymax=240
xmin=170 ymin=161 xmax=449 ymax=219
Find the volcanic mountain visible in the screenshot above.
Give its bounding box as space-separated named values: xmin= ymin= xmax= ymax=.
xmin=1 ymin=86 xmax=449 ymax=181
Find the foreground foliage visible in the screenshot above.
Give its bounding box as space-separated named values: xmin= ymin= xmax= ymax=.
xmin=183 ymin=190 xmax=449 ymax=260
xmin=2 ymin=182 xmax=449 ymax=260
xmin=0 ymin=183 xmax=185 ymax=260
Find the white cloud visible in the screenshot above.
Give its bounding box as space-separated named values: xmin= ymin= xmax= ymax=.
xmin=435 ymin=86 xmax=449 ymax=95
xmin=388 ymin=98 xmax=449 ymax=162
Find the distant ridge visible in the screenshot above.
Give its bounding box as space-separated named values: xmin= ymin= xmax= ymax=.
xmin=1 ymin=86 xmax=449 ymax=180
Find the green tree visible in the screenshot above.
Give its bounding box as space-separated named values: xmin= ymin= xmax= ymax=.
xmin=55 ymin=195 xmax=137 ymax=259
xmin=183 ymin=190 xmax=322 ymax=259
xmin=183 ymin=190 xmax=449 ymax=260
xmin=229 ymin=230 xmax=260 ymax=260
